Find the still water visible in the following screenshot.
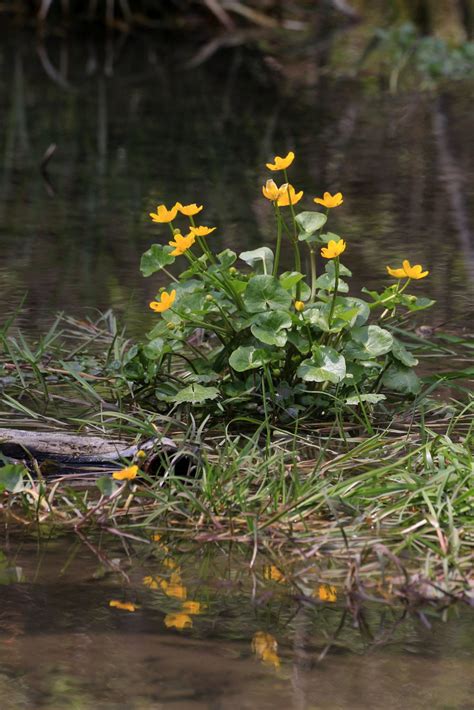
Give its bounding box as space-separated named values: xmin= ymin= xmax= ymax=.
xmin=1 ymin=535 xmax=473 ymax=710
xmin=0 ymin=30 xmax=473 ymax=337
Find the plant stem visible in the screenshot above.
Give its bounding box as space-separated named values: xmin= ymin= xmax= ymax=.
xmin=310 ymin=248 xmax=317 ymax=301
xmin=273 ymin=205 xmax=283 ymax=277
xmin=327 ymin=257 xmax=340 ymax=329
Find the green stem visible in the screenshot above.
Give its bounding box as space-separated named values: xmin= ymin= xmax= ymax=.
xmin=273 ymin=205 xmax=283 ymax=277
xmin=327 ymin=257 xmax=340 ymax=329
xmin=309 ymin=248 xmax=317 ymax=301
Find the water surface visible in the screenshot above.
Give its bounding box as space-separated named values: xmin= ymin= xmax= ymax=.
xmin=0 ymin=31 xmax=473 ymax=337
xmin=1 ymin=535 xmax=473 ymax=709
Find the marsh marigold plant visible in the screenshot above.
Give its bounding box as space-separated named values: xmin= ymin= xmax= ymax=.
xmin=137 ymin=150 xmax=433 ymax=419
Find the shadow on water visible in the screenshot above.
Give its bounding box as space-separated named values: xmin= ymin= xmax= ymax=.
xmin=1 ymin=534 xmax=473 ymax=709
xmin=0 ymin=26 xmax=473 ymax=338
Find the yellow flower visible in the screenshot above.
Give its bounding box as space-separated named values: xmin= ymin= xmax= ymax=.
xmin=182 ymin=600 xmax=203 ymax=615
xmin=112 ymin=464 xmax=139 ymax=481
xmin=189 ymin=225 xmax=216 ymax=237
xmin=262 ymin=179 xmax=287 ymax=202
xmin=263 ymin=565 xmax=285 ymax=582
xmin=143 ymin=575 xmax=160 ymax=590
xmin=314 ymin=191 xmax=343 ymax=209
xmin=163 ymin=581 xmax=187 ymax=600
xmin=276 ymin=184 xmax=303 ymax=207
xmin=164 ymin=612 xmax=193 ymax=630
xmin=317 ymin=584 xmax=337 ymax=603
xmin=294 ymin=301 xmax=305 ymax=312
xmin=149 ymin=204 xmax=178 ymax=223
xmin=168 ymin=231 xmax=195 ymax=256
xmin=252 ymin=632 xmax=280 ymax=668
xmin=152 ymin=533 xmax=161 ymax=541
xmin=321 ymin=239 xmax=346 ymax=259
xmin=266 ymin=151 xmax=295 ymax=171
xmin=149 ymin=289 xmax=176 ymax=313
xmin=386 ymin=259 xmax=429 ymax=279
xmin=175 ymin=202 xmax=203 ymax=217
xmin=109 ymin=600 xmax=137 ymax=612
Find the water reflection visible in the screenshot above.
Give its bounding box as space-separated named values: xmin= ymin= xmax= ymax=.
xmin=0 ymin=31 xmax=472 ymax=338
xmin=0 ymin=535 xmax=472 ymax=709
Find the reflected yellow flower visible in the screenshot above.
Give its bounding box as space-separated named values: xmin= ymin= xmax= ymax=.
xmin=182 ymin=600 xmax=204 ymax=615
xmin=386 ymin=260 xmax=429 ymax=280
xmin=262 ymin=179 xmax=287 ymax=202
xmin=317 ymin=584 xmax=337 ymax=603
xmin=163 ymin=558 xmax=179 ymax=570
xmin=164 ymin=612 xmax=193 ymax=630
xmin=109 ymin=600 xmax=137 ymax=612
xmin=266 ymin=151 xmax=295 ymax=171
xmin=152 ymin=534 xmax=162 ymax=541
xmin=175 ymin=202 xmax=203 ymax=216
xmin=321 ymin=239 xmax=346 ymax=259
xmin=143 ymin=575 xmax=160 ymax=590
xmin=149 ymin=289 xmax=176 ymax=313
xmin=276 ymin=184 xmax=303 ymax=207
xmin=162 ymin=580 xmax=187 ymax=600
xmin=252 ymin=631 xmax=280 ymax=668
xmin=149 ymin=204 xmax=178 ymax=223
xmin=263 ymin=565 xmax=285 ymax=582
xmin=136 ymin=449 xmax=147 ymax=459
xmin=168 ymin=231 xmax=195 ymax=256
xmin=294 ymin=301 xmax=305 ymax=313
xmin=112 ymin=464 xmax=139 ymax=481
xmin=314 ymin=191 xmax=343 ymax=209
xmin=189 ymin=225 xmax=216 ymax=237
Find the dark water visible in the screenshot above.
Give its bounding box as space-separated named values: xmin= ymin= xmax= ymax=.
xmin=0 ymin=31 xmax=473 ymax=338
xmin=1 ymin=535 xmax=473 ymax=710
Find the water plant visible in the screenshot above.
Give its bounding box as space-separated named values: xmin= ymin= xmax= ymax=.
xmin=136 ymin=150 xmax=434 ymax=422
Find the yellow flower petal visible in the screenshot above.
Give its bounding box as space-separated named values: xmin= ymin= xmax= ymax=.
xmin=189 ymin=225 xmax=216 ymax=237
xmin=386 ymin=260 xmax=429 ymax=280
xmin=143 ymin=575 xmax=160 ymax=590
xmin=112 ymin=464 xmax=139 ymax=481
xmin=263 ymin=565 xmax=285 ymax=582
xmin=314 ymin=191 xmax=343 ymax=209
xmin=320 ymin=239 xmax=346 ymax=259
xmin=266 ymin=151 xmax=295 ymax=171
xmin=149 ymin=289 xmax=176 ymax=313
xmin=276 ymin=184 xmax=303 ymax=207
xmin=262 ymin=179 xmax=281 ymax=201
xmin=176 ymin=202 xmax=203 ymax=217
xmin=149 ymin=204 xmax=178 ymax=223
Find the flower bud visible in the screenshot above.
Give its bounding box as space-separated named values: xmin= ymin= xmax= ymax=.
xmin=295 ymin=301 xmax=305 ymax=312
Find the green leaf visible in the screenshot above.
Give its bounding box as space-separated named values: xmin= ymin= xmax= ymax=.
xmin=239 ymin=247 xmax=274 ymax=274
xmin=392 ymin=338 xmax=419 ymax=367
xmin=96 ymin=476 xmax=120 ymax=497
xmin=404 ymin=296 xmax=436 ymax=312
xmin=346 ymin=325 xmax=394 ymax=359
xmin=250 ymin=311 xmax=292 ymax=347
xmin=140 ymin=244 xmax=175 ymax=277
xmin=297 ymin=346 xmax=346 ymax=384
xmin=0 ymin=464 xmax=27 ymax=493
xmin=279 ymin=271 xmax=304 ymax=291
xmin=173 ymin=384 xmax=219 ymax=404
xmin=243 ymin=275 xmax=292 ymax=313
xmin=143 ymin=338 xmax=169 ymax=360
xmin=287 ymin=329 xmax=310 ymax=354
xmin=296 ymin=211 xmax=327 ymax=237
xmin=382 ymin=364 xmax=421 ymax=394
xmin=229 ymin=346 xmax=274 ymax=372
xmin=217 ymin=249 xmax=237 ymax=269
xmin=345 ymin=393 xmax=386 ymax=405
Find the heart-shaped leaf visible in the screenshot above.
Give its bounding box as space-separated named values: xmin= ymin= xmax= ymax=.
xmin=243 ymin=275 xmax=292 ymax=313
xmin=297 ymin=346 xmax=346 ymax=384
xmin=140 ymin=244 xmax=175 ymax=277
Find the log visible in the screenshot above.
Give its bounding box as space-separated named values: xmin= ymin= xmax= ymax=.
xmin=0 ymin=428 xmax=176 ymax=466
